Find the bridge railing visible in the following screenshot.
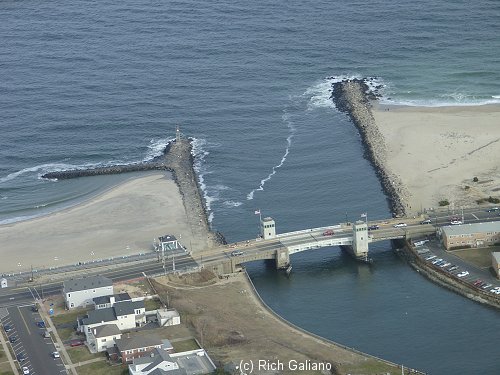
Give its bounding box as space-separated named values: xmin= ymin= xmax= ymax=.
xmin=276 ymin=224 xmax=342 ymax=239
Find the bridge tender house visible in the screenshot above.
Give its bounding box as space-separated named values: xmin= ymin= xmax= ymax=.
xmin=439 ymin=222 xmax=500 ymax=250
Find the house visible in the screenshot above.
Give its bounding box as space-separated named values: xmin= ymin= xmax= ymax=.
xmin=129 ymin=348 xmax=216 ymax=375
xmin=492 ymin=252 xmax=500 ymax=279
xmin=115 ymin=335 xmax=164 ymax=363
xmin=87 ymin=324 xmax=122 ymax=352
xmin=157 ymin=309 xmax=180 ymax=327
xmin=440 ymin=222 xmax=500 ymax=250
xmin=93 ymin=293 xmax=132 ymax=310
xmin=79 ymin=300 xmax=146 ymax=338
xmin=63 ymin=275 xmax=113 ymax=309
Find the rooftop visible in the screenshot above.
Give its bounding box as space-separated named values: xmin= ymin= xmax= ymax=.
xmin=116 ymin=334 xmax=163 ymax=352
xmin=93 ymin=292 xmax=131 ymax=305
xmin=114 ymin=300 xmax=145 ymax=316
xmin=441 ymin=221 xmax=500 ymax=236
xmin=159 ymin=235 xmax=177 ymax=242
xmin=63 ymin=275 xmax=113 ymax=293
xmin=93 ymin=324 xmax=121 ymax=338
xmin=82 ymin=307 xmax=116 ymax=326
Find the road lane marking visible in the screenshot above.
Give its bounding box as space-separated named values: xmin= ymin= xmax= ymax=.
xmin=17 ymin=306 xmax=31 ymax=335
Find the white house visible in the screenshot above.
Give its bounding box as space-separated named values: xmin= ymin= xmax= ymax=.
xmin=63 ymin=275 xmax=113 ymax=309
xmin=87 ymin=324 xmax=122 ymax=352
xmin=79 ymin=300 xmax=146 ymax=340
xmin=157 ymin=309 xmax=181 ymax=327
xmin=93 ymin=293 xmax=132 ymax=310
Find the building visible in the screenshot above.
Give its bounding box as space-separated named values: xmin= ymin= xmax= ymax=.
xmin=129 ymin=348 xmax=216 ymax=375
xmin=492 ymin=252 xmax=500 ymax=279
xmin=1 ymin=278 xmax=8 ymax=288
xmin=260 ymin=217 xmax=276 ymax=239
xmin=158 ymin=235 xmax=180 ymax=253
xmin=115 ymin=335 xmax=164 ymax=363
xmin=63 ymin=275 xmax=113 ymax=309
xmin=440 ymin=222 xmax=500 ymax=250
xmin=157 ymin=309 xmax=180 ymax=327
xmin=87 ymin=324 xmax=122 ymax=352
xmin=79 ymin=300 xmax=146 ymax=338
xmin=93 ymin=293 xmax=132 ymax=310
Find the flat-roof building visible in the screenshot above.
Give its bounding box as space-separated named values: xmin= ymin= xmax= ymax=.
xmin=440 ymin=222 xmax=500 ymax=250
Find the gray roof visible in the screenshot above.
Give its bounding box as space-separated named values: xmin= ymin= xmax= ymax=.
xmin=82 ymin=307 xmax=116 ymax=326
xmin=442 ymin=221 xmax=500 ymax=236
xmin=93 ymin=324 xmax=121 ymax=338
xmin=114 ymin=300 xmax=144 ymax=316
xmin=63 ymin=275 xmax=113 ymax=293
xmin=116 ymin=335 xmax=163 ymax=352
xmin=159 ymin=235 xmax=177 ymax=242
xmin=132 ymin=349 xmax=187 ymax=375
xmin=93 ymin=293 xmax=131 ymax=305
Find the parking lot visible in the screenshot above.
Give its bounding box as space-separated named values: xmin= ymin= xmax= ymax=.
xmin=412 ymin=238 xmax=500 ymax=295
xmin=1 ymin=304 xmax=67 ymax=374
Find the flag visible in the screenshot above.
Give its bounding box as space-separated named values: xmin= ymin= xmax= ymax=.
xmin=254 ymin=209 xmax=261 ymax=215
xmin=361 ymin=213 xmax=367 ymax=218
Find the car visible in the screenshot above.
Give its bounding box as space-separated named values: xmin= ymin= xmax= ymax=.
xmin=414 ymin=240 xmax=429 ymax=247
xmin=482 ymin=284 xmax=492 ymax=290
xmin=425 ymin=255 xmax=437 ymax=261
xmin=17 ymin=353 xmax=26 ymax=362
xmin=70 ymin=339 xmax=85 ymax=347
xmin=440 ymin=262 xmax=451 ymax=268
xmin=457 ymin=271 xmax=469 ymax=277
xmin=473 ymin=279 xmax=482 ymax=286
xmin=450 ymin=220 xmax=462 ymax=225
xmin=36 ymin=321 xmax=45 ymax=328
xmin=230 ymin=250 xmax=243 ymax=257
xmin=52 ymin=351 xmax=60 ymax=359
xmin=368 ymin=225 xmax=379 ymax=230
xmin=420 ymin=219 xmax=432 ymax=224
xmin=3 ymin=324 xmax=12 ymax=332
xmin=431 ymin=258 xmax=443 ymax=264
xmin=9 ymin=336 xmax=16 ymax=343
xmin=448 ymin=265 xmax=458 ymax=271
xmin=22 ymin=366 xmax=30 ymax=375
xmin=31 ymin=305 xmax=39 ymax=312
xmin=393 ymin=223 xmax=407 ymax=228
xmin=322 ymin=229 xmax=334 ymax=236
xmin=486 ymin=207 xmax=499 ymax=212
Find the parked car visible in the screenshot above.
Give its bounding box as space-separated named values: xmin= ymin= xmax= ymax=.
xmin=431 ymin=258 xmax=443 ymax=264
xmin=368 ymin=225 xmax=379 ymax=230
xmin=425 ymin=255 xmax=437 ymax=261
xmin=31 ymin=305 xmax=38 ymax=312
xmin=448 ymin=265 xmax=458 ymax=271
xmin=482 ymin=284 xmax=492 ymax=290
xmin=457 ymin=271 xmax=469 ymax=277
xmin=3 ymin=324 xmax=12 ymax=332
xmin=17 ymin=353 xmax=26 ymax=362
xmin=486 ymin=207 xmax=499 ymax=212
xmin=35 ymin=321 xmax=45 ymax=328
xmin=22 ymin=366 xmax=30 ymax=375
xmin=322 ymin=229 xmax=334 ymax=236
xmin=450 ymin=220 xmax=462 ymax=225
xmin=420 ymin=219 xmax=432 ymax=224
xmin=9 ymin=336 xmax=16 ymax=343
xmin=70 ymin=339 xmax=85 ymax=347
xmin=52 ymin=351 xmax=60 ymax=359
xmin=230 ymin=250 xmax=243 ymax=257
xmin=43 ymin=330 xmax=51 ymax=338
xmin=394 ymin=223 xmax=407 ymax=228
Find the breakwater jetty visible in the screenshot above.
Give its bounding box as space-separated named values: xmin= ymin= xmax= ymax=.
xmin=42 ymin=136 xmax=222 ymax=248
xmin=330 ymin=78 xmax=409 ymax=216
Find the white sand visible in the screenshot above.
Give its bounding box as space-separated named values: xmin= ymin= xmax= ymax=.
xmin=372 ymin=104 xmax=500 ymax=214
xmin=0 ymin=173 xmax=204 ymax=273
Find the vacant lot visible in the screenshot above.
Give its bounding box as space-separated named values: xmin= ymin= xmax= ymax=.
xmin=152 ymin=272 xmax=413 ymax=375
xmin=450 ymin=246 xmax=499 ymax=269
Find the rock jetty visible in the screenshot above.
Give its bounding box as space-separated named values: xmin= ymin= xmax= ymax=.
xmin=330 ymin=78 xmax=409 ymax=216
xmin=42 ymin=137 xmax=222 ymax=248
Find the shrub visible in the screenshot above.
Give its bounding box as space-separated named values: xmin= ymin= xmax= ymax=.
xmin=464 ymin=185 xmax=470 ymax=190
xmin=473 ymin=177 xmax=479 ymax=182
xmin=487 ymin=196 xmax=500 ymax=204
xmin=438 ymin=200 xmax=450 ymax=206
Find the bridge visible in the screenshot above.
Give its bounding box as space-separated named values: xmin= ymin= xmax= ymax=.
xmin=188 ymin=216 xmax=436 ymax=275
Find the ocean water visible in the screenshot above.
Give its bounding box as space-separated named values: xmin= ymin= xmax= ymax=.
xmin=1 ymin=1 xmax=499 ymax=373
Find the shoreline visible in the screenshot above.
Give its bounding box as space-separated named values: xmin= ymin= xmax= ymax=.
xmin=331 ymin=79 xmax=500 ymax=216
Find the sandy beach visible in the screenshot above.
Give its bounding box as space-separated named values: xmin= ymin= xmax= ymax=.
xmin=0 ymin=172 xmax=209 ymax=273
xmin=372 ymin=104 xmax=500 ymax=214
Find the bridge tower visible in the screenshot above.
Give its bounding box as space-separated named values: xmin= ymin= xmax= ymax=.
xmin=351 ymin=220 xmax=369 ymax=260
xmin=261 ymin=217 xmax=276 ymax=239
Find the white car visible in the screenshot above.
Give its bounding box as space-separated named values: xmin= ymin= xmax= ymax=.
xmin=393 ymin=223 xmax=407 ymax=228
xmin=450 ymin=220 xmax=462 ymax=225
xmin=52 ymin=351 xmax=60 ymax=359
xmin=22 ymin=367 xmax=30 ymax=375
xmin=457 ymin=271 xmax=469 ymax=277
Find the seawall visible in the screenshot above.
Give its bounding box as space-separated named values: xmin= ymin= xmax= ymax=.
xmin=330 ymin=79 xmax=409 ymax=216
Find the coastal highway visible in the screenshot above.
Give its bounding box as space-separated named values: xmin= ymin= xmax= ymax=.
xmin=0 ymin=253 xmax=198 ymax=308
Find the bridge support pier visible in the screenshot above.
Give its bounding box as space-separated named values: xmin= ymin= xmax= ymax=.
xmin=342 ymin=220 xmax=372 ymax=262
xmin=275 ymin=247 xmax=290 ymax=269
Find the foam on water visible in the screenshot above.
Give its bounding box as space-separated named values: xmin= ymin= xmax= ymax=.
xmin=144 ymin=137 xmax=175 ymax=162
xmin=191 ymin=137 xmax=217 ymax=223
xmin=247 ymin=108 xmax=296 ymax=200
xmin=223 ymin=200 xmax=243 ymax=208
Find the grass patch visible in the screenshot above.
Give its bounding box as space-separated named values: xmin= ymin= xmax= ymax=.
xmin=67 ymin=347 xmax=103 ymax=363
xmin=450 ymin=247 xmax=499 ymax=268
xmin=339 ymin=359 xmax=408 ymax=374
xmin=172 ymin=338 xmax=199 ymax=352
xmin=0 ymin=361 xmax=14 ymax=375
xmin=0 ymin=350 xmax=5 ymax=359
xmin=144 ymin=298 xmax=163 ymax=311
xmin=76 ymin=361 xmax=128 ymax=375
xmin=52 ymin=308 xmax=89 ymax=327
xmin=56 ymin=328 xmax=75 ymax=341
